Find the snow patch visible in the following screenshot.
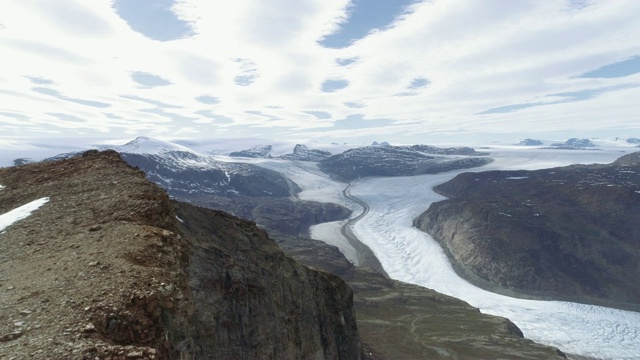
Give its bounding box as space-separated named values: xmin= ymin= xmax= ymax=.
xmin=0 ymin=197 xmax=49 ymax=232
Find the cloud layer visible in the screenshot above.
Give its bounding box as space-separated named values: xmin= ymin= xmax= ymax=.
xmin=1 ymin=0 xmax=639 ymax=143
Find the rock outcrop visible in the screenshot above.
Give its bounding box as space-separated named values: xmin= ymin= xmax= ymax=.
xmin=415 ymin=152 xmax=640 ymax=310
xmin=0 ymin=151 xmax=363 ymax=359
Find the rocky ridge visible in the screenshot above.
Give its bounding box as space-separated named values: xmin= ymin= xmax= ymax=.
xmin=0 ymin=151 xmax=362 ymax=359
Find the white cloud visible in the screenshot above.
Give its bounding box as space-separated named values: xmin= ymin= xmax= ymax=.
xmin=0 ymin=0 xmax=639 ymax=143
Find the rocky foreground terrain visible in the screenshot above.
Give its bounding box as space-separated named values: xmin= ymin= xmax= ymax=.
xmin=0 ymin=151 xmax=360 ymax=359
xmin=0 ymin=151 xmax=566 ymax=359
xmin=416 ymin=152 xmax=640 ymax=310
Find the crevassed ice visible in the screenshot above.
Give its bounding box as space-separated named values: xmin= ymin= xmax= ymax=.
xmin=0 ymin=197 xmax=49 ymax=232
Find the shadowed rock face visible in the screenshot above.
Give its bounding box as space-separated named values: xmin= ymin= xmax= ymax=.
xmin=415 ymin=152 xmax=640 ymax=310
xmin=176 ymin=203 xmax=362 ymax=360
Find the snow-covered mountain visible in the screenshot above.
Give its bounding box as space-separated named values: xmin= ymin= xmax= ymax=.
xmin=228 ymin=145 xmax=273 ymax=158
xmin=517 ymin=138 xmax=544 ymax=146
xmin=549 ymin=137 xmax=597 ymax=148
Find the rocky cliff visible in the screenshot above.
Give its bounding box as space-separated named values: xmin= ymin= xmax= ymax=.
xmin=415 ymin=152 xmax=640 ymax=310
xmin=0 ymin=151 xmax=362 ymax=359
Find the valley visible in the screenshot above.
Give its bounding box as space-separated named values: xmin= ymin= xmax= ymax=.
xmin=2 ymin=137 xmax=639 ymax=359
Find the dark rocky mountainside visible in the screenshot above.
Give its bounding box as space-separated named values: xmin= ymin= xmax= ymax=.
xmin=0 ymin=151 xmax=362 ymax=359
xmin=175 ymin=203 xmax=360 ymax=360
xmin=279 ymin=144 xmax=333 ymax=162
xmin=319 ymin=145 xmax=492 ymax=181
xmin=228 ymin=145 xmax=273 ymax=158
xmin=415 ymin=151 xmax=640 ymax=310
xmin=120 ymin=151 xmax=296 ymax=198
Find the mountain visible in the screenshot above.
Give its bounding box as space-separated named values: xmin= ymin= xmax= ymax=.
xmin=228 ymin=145 xmax=273 ymax=158
xmin=518 ymin=138 xmax=543 ymax=146
xmin=0 ymin=150 xmax=362 ymax=359
xmin=627 ymin=138 xmax=640 ymax=145
xmin=550 ymin=138 xmax=596 ymax=148
xmin=318 ymin=145 xmax=492 ymax=181
xmin=44 ymin=137 xmax=298 ymax=200
xmin=415 ymin=151 xmax=640 ymax=310
xmin=279 ymin=144 xmax=332 ymax=162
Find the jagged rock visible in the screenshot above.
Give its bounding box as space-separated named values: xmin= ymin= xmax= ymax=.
xmin=627 ymin=137 xmax=640 ymax=145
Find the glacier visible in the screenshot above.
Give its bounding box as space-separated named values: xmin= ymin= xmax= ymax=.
xmin=254 ymin=146 xmax=640 ymax=360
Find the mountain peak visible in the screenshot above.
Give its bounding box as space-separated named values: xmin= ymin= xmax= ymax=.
xmin=112 ymin=137 xmax=194 ymax=155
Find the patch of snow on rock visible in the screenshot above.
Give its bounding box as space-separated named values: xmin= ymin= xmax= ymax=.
xmin=0 ymin=197 xmax=49 ymax=232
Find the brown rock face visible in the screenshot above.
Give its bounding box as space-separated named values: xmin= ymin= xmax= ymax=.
xmin=176 ymin=203 xmax=361 ymax=359
xmin=0 ymin=151 xmax=362 ymax=359
xmin=415 ymin=152 xmax=640 ymax=310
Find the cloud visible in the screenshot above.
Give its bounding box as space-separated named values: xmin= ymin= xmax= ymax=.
xmin=1 ymin=0 xmax=640 ymax=143
xmin=303 ymin=111 xmax=332 ymax=119
xmin=194 ymin=110 xmax=234 ymax=124
xmin=24 ymin=76 xmax=54 ymax=85
xmin=319 ymin=0 xmax=420 ymax=48
xmin=233 ymin=58 xmax=259 ymax=86
xmin=321 ymin=79 xmax=349 ymax=92
xmin=112 ymin=0 xmax=193 ymax=41
xmin=32 ymin=87 xmax=111 ymax=108
xmin=120 ymin=95 xmax=180 ymax=108
xmin=578 ymin=56 xmax=640 ymax=78
xmin=130 ymin=71 xmax=172 ymax=87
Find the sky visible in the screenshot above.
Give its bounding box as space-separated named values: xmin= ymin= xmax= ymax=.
xmin=1 ymin=0 xmax=639 ymax=145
